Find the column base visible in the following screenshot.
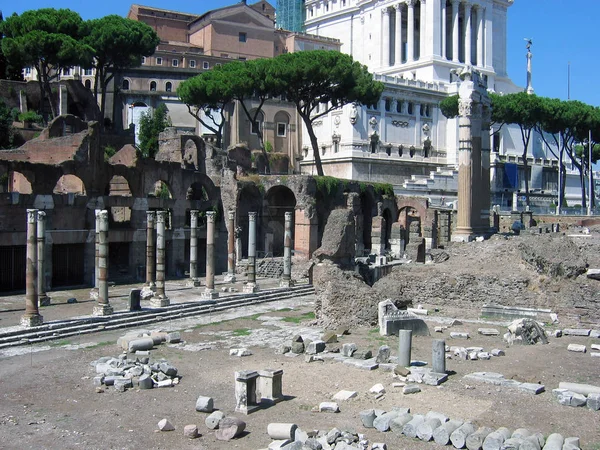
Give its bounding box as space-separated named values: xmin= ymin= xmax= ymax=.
xmin=140 ymin=286 xmax=155 ymax=300
xmin=20 ymin=314 xmax=43 ymax=327
xmin=186 ymin=278 xmax=202 ymax=287
xmin=39 ymin=295 xmax=51 ymax=307
xmin=145 ymin=282 xmax=156 ymax=290
xmin=223 ymin=273 xmax=237 ymax=283
xmin=235 ymin=405 xmax=261 ymax=415
xmin=243 ymin=282 xmax=259 ymax=294
xmin=89 ymin=288 xmax=99 ymax=300
xmin=451 ymin=234 xmax=475 ymax=243
xmin=279 ymin=279 xmax=295 ymax=288
xmin=92 ymin=304 xmax=114 ymax=316
xmin=150 ymin=296 xmax=170 ymax=308
xmin=201 ymin=288 xmax=219 ymax=300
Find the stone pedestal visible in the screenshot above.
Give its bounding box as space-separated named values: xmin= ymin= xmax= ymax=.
xmin=235 ymin=370 xmax=260 ymax=414
xmin=145 ymin=211 xmax=156 ymax=290
xmin=201 ymin=288 xmax=219 ymax=299
xmin=93 ymin=304 xmax=114 ymax=316
xmin=92 ymin=210 xmax=113 ymax=316
xmin=188 ymin=210 xmax=201 ymax=287
xmin=152 ymin=210 xmax=170 ymax=307
xmin=37 ymin=211 xmax=50 ymax=306
xmin=257 ymin=369 xmax=284 ymax=404
xmin=243 ymin=282 xmax=259 ymax=294
xmin=225 ymin=210 xmax=237 ymax=283
xmin=204 ymin=211 xmax=219 ymax=298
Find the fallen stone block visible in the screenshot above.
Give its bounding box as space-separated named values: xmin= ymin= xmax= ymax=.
xmin=341 ymin=343 xmax=357 ymax=357
xmin=373 ymin=411 xmax=399 ymax=432
xmin=491 ymin=349 xmax=505 ymax=357
xmin=183 ymin=424 xmax=199 ymax=439
xmin=158 ymin=418 xmax=175 ymax=431
xmin=325 ymin=428 xmax=341 ymax=444
xmin=359 ymin=409 xmax=376 ymax=428
xmin=205 ymin=410 xmax=225 ymax=429
xmin=563 ymin=437 xmax=580 ymax=450
xmin=166 ymin=332 xmax=181 ymax=344
xmin=563 ymin=329 xmax=591 ymax=337
xmin=371 ymin=444 xmax=387 ymax=450
xmin=591 ymin=330 xmax=600 ymax=338
xmin=369 ymin=383 xmax=386 ymax=394
xmin=477 ymin=352 xmax=491 ymax=360
xmin=465 ymin=426 xmax=493 ymax=450
xmin=268 ymin=439 xmax=292 ymax=449
xmin=423 ymin=372 xmax=448 ymax=386
xmin=450 ymin=422 xmax=476 ymax=449
xmin=267 ymin=423 xmax=298 ymax=440
xmin=435 ymin=326 xmax=444 ymax=333
xmin=558 ymin=381 xmax=600 ymax=396
xmin=319 ymin=402 xmax=339 ymax=413
xmin=376 ymin=345 xmax=391 ymax=363
xmin=402 ymin=414 xmax=425 ymax=438
xmin=215 ymin=417 xmax=246 ymax=441
xmin=591 ymin=352 xmax=600 ymax=357
xmin=463 ymin=372 xmax=544 ymax=394
xmin=552 ymin=389 xmax=587 ymax=407
xmin=450 ymin=332 xmax=470 ymax=339
xmin=128 ymin=338 xmax=154 ymax=352
xmin=159 ymin=362 xmax=178 ymax=377
xmin=417 ymin=418 xmax=441 ymax=441
xmin=138 ymin=374 xmax=153 ymax=389
xmin=195 ymin=395 xmax=214 ymax=413
xmin=433 ymin=419 xmax=463 ymax=446
xmin=403 ymin=385 xmax=421 ymax=395
xmin=333 ymin=390 xmax=357 ymax=401
xmin=567 ymin=344 xmax=586 ymax=353
xmin=229 ymin=348 xmax=253 ymax=357
xmin=306 ymin=340 xmax=326 ymax=354
xmin=588 ymin=393 xmax=600 ymax=411
xmin=321 ymin=331 xmax=338 ymax=344
xmin=157 ymin=379 xmax=173 ymax=388
xmin=591 ymin=344 xmax=600 ymax=351
xmin=478 ymin=328 xmax=500 ymax=336
xmin=541 ymin=433 xmax=563 ymax=450
xmin=342 ymin=358 xmax=379 ymax=370
xmin=389 ymin=413 xmax=413 ymax=434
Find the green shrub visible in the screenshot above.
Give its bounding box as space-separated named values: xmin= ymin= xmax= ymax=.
xmin=18 ymin=111 xmax=43 ymax=124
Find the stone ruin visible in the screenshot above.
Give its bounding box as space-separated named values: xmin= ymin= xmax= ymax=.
xmin=377 ymin=299 xmax=429 ymax=337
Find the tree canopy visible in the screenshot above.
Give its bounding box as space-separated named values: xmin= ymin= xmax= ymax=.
xmin=138 ymin=103 xmax=171 ymax=159
xmin=0 ymin=12 xmax=24 ymax=81
xmin=0 ymin=8 xmax=93 ymax=119
xmin=84 ymin=15 xmax=159 ymax=124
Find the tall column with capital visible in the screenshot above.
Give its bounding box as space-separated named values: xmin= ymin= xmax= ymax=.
xmin=145 ymin=211 xmax=156 ymax=289
xmin=476 ymin=6 xmax=484 ymax=66
xmin=37 ymin=211 xmax=50 ymax=306
xmin=407 ymin=0 xmax=415 ymax=62
xmin=280 ymin=211 xmax=294 ymax=288
xmin=243 ymin=212 xmax=259 ymax=293
xmin=202 ymin=211 xmax=219 ymax=299
xmin=456 ymin=96 xmax=474 ymax=239
xmin=479 ymin=103 xmax=492 ymax=232
xmin=93 ymin=210 xmax=113 ymax=316
xmin=419 ymin=0 xmax=426 ymax=60
xmin=188 ymin=210 xmax=201 ymax=287
xmin=382 ymin=8 xmax=391 ymax=67
xmin=464 ymin=2 xmax=472 ymax=66
xmin=451 ymin=0 xmax=459 ymax=62
xmin=152 ymin=210 xmax=170 ymax=307
xmin=94 ymin=209 xmax=100 ymax=289
xmin=225 ymin=210 xmax=237 ymax=282
xmin=21 ymin=209 xmax=43 ymax=327
xmin=394 ymin=4 xmax=403 ymax=65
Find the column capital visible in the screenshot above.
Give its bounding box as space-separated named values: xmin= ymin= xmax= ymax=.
xmin=156 ymin=210 xmax=167 ymax=224
xmin=96 ymin=209 xmax=108 ymax=223
xmin=248 ymin=212 xmax=257 ymax=221
xmin=190 ymin=209 xmax=199 ymax=227
xmin=458 ymin=99 xmax=473 ymax=117
xmin=284 ymin=211 xmax=293 ymax=221
xmin=381 ymin=6 xmax=390 ymax=16
xmin=37 ymin=210 xmax=46 ymax=222
xmin=393 ymin=3 xmax=402 ymax=11
xmin=451 ymin=0 xmax=460 ymax=5
xmin=27 ymin=209 xmax=38 ymax=223
xmin=206 ymin=210 xmax=216 ymax=223
xmin=407 ymin=0 xmax=416 ymax=6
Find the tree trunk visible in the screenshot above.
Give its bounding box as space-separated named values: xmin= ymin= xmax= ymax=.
xmin=41 ymin=65 xmax=58 ymax=119
xmin=579 ymin=155 xmax=587 ymax=210
xmin=299 ymin=111 xmax=324 ymax=176
xmin=559 ymin=145 xmax=566 ymax=208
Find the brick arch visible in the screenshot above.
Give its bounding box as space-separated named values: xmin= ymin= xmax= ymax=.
xmin=396 ymin=197 xmax=428 ymax=223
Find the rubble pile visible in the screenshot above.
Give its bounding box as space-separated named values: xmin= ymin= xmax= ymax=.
xmin=503 ymin=318 xmax=548 ymax=345
xmin=91 ymin=354 xmax=180 ymax=391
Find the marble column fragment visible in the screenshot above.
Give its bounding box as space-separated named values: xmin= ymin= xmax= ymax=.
xmin=95 ymin=208 xmax=100 ymax=289
xmin=224 ymin=210 xmax=237 ymax=283
xmin=280 ymin=211 xmax=294 ymax=288
xmin=145 ymin=211 xmax=156 ymax=289
xmin=432 ymin=339 xmax=446 ymax=374
xmin=21 ymin=209 xmax=43 ymax=327
xmin=398 ymin=329 xmax=412 ymax=367
xmin=93 ymin=210 xmax=113 ymax=316
xmin=37 ymin=211 xmax=50 ymax=306
xmin=202 ymin=211 xmax=219 ymax=299
xmin=243 ymin=212 xmax=259 ymax=293
xmin=188 ymin=210 xmax=201 ymax=287
xmin=151 ymin=210 xmax=170 ymax=307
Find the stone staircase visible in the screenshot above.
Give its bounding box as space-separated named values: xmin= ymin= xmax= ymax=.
xmin=402 ymin=167 xmax=458 ymax=192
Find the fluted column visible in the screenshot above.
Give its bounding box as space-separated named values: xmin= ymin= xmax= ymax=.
xmin=188 ymin=210 xmax=201 ymax=287
xmin=451 ymin=0 xmax=459 ymax=62
xmin=407 ymin=0 xmax=415 ymax=62
xmin=243 ymin=212 xmax=259 ymax=293
xmin=145 ymin=211 xmax=156 ymax=289
xmin=280 ymin=211 xmax=294 ymax=288
xmin=21 ymin=209 xmax=43 ymax=327
xmin=441 ymin=1 xmax=447 ymax=59
xmin=152 ymin=210 xmax=170 ymax=307
xmin=394 ymin=3 xmax=403 ymax=65
xmin=225 ymin=210 xmax=237 ymax=282
xmin=456 ymin=97 xmax=473 ymax=238
xmin=476 ymin=6 xmax=484 ymax=66
xmin=382 ymin=7 xmax=391 ymax=67
xmin=93 ymin=210 xmax=113 ymax=316
xmin=419 ymin=0 xmax=426 ymax=60
xmin=479 ymin=104 xmax=492 ymax=232
xmin=37 ymin=211 xmax=50 ymax=306
xmin=464 ymin=2 xmax=472 ymax=66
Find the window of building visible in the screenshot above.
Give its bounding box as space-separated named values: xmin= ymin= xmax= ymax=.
xmin=25 ymin=67 xmax=31 ymax=75
xmin=84 ymin=68 xmax=93 ymax=76
xmin=385 ymin=98 xmax=392 ymax=112
xmin=156 ymin=57 xmax=162 ymax=65
xmin=408 ymin=102 xmax=414 ymax=114
xmin=122 ymin=79 xmax=130 ymax=90
xmin=250 ymin=120 xmax=261 ymax=135
xmin=420 ymin=104 xmax=425 ymax=116
xmin=150 ymin=81 xmax=157 ymax=91
xmin=342 ymin=0 xmax=346 ymax=5
xmin=396 ymin=100 xmax=403 ymax=113
xmin=172 ymin=59 xmax=178 ymax=67
xmin=203 ymin=61 xmax=209 ymax=69
xmin=221 ymin=53 xmax=229 ymax=58
xmin=84 ymin=79 xmax=91 ymax=89
xmin=333 ymin=140 xmax=339 ymax=153
xmin=238 ymin=56 xmax=247 ymax=61
xmin=141 ymin=56 xmax=146 ymax=65
xmin=277 ymin=123 xmax=287 ymax=137
xmin=325 ymin=2 xmax=329 ymax=11
xmin=165 ymin=82 xmax=172 ymax=92
xmin=239 ymin=32 xmax=247 ymax=43
xmin=189 ymin=60 xmax=196 ymax=68
xmin=63 ymin=67 xmax=72 ymax=76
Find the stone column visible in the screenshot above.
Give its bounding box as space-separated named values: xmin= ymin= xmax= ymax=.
xmin=152 ymin=210 xmax=170 ymax=307
xmin=419 ymin=0 xmax=426 ymax=60
xmin=394 ymin=4 xmax=403 ymax=65
xmin=225 ymin=210 xmax=237 ymax=283
xmin=464 ymin=2 xmax=472 ymax=66
xmin=479 ymin=104 xmax=492 ymax=232
xmin=37 ymin=211 xmax=50 ymax=306
xmin=451 ymin=0 xmax=459 ymax=62
xmin=455 ymin=97 xmax=474 ymax=239
xmin=381 ymin=7 xmax=391 ymax=67
xmin=441 ymin=1 xmax=447 ymax=59
xmin=202 ymin=211 xmax=219 ymax=299
xmin=188 ymin=210 xmax=201 ymax=287
xmin=280 ymin=211 xmax=294 ymax=288
xmin=145 ymin=211 xmax=156 ymax=289
xmin=244 ymin=212 xmax=259 ymax=293
xmin=21 ymin=209 xmax=43 ymax=327
xmin=407 ymin=0 xmax=415 ymax=62
xmin=432 ymin=339 xmax=446 ymax=374
xmin=95 ymin=209 xmax=100 ymax=289
xmin=93 ymin=210 xmax=113 ymax=316
xmin=476 ymin=6 xmax=484 ymax=66
xmin=398 ymin=329 xmax=412 ymax=367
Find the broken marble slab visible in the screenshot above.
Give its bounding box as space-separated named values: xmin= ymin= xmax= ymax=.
xmin=463 ymin=372 xmax=544 ymax=394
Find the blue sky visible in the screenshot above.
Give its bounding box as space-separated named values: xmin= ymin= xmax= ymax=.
xmin=3 ymin=0 xmax=599 ymax=107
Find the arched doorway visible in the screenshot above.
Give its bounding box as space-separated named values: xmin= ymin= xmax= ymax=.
xmin=53 ymin=174 xmax=86 ymax=195
xmin=129 ymin=102 xmax=149 ymax=145
xmin=264 ymin=185 xmax=296 ymax=256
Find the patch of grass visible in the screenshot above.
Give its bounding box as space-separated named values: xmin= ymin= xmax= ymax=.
xmin=241 ymin=313 xmax=262 ymax=321
xmin=368 ymin=328 xmax=379 ymax=334
xmin=233 ymin=328 xmax=251 ymax=336
xmin=86 ymin=340 xmax=113 ymax=349
xmin=298 ymin=404 xmax=313 ymax=411
xmin=51 ymin=340 xmax=71 ymax=347
xmin=278 ymin=308 xmax=293 ymax=312
xmin=282 ymin=311 xmax=315 ymax=323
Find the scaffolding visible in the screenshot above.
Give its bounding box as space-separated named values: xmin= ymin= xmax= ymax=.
xmin=276 ymin=0 xmax=306 ymax=32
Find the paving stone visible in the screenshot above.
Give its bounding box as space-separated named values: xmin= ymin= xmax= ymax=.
xmin=306 ymin=340 xmax=326 ymax=354
xmin=359 ymin=409 xmax=376 ymax=428
xmin=563 ymin=329 xmax=591 ymax=336
xmin=319 ymin=402 xmax=340 ymax=413
xmin=341 ymin=343 xmax=357 ymax=357
xmin=369 ymin=383 xmax=385 ymax=394
xmin=588 ymin=393 xmax=600 ymax=411
xmin=352 ymin=350 xmax=372 ymax=360
xmin=195 ymin=395 xmax=214 ymax=412
xmin=567 ymin=344 xmax=586 ymax=353
xmin=552 ymin=389 xmax=587 ymax=407
xmin=464 ymin=372 xmax=545 ymax=394
xmin=378 ymin=363 xmax=397 ymax=372
xmin=333 ymin=390 xmax=357 ymax=401
xmin=205 ymin=410 xmax=225 ymax=429
xmin=591 ymin=330 xmax=600 ymax=338
xmin=394 ymin=366 xmax=410 ymax=376
xmin=373 ymin=411 xmax=399 ymax=432
xmin=403 ymin=385 xmax=421 ymax=394
xmin=183 ymin=424 xmax=199 ymax=439
xmin=157 ymin=418 xmax=175 ymax=431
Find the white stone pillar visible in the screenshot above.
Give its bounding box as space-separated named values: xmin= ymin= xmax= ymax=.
xmin=464 ymin=2 xmax=472 ymax=66
xmin=382 ymin=7 xmax=391 ymax=67
xmin=94 ymin=209 xmax=100 ymax=289
xmin=243 ymin=212 xmax=259 ymax=293
xmin=441 ymin=1 xmax=447 ymax=59
xmin=145 ymin=211 xmax=156 ymax=289
xmin=225 ymin=210 xmax=237 ymax=283
xmin=419 ymin=0 xmax=426 ymax=60
xmin=189 ymin=210 xmax=201 ymax=287
xmin=280 ymin=211 xmax=294 ymax=288
xmin=202 ymin=211 xmax=219 ymax=299
xmin=484 ymin=6 xmax=493 ymax=68
xmin=21 ymin=209 xmax=43 ymax=327
xmin=37 ymin=211 xmax=50 ymax=306
xmin=93 ymin=210 xmax=113 ymax=316
xmin=152 ymin=210 xmax=170 ymax=307
xmin=451 ymin=0 xmax=460 ymax=62
xmin=476 ymin=6 xmax=484 ymax=66
xmin=394 ymin=3 xmax=403 ymax=65
xmin=407 ymin=0 xmax=415 ymax=62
